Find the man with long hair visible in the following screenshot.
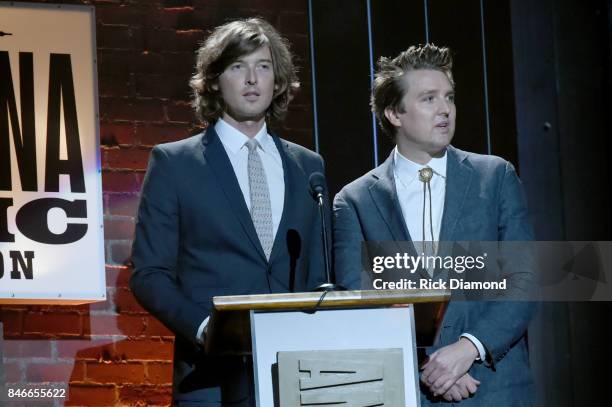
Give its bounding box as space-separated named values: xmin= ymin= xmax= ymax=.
xmin=131 ymin=18 xmax=329 ymax=406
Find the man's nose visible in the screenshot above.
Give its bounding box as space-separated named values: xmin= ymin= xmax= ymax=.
xmin=438 ymin=99 xmax=451 ymax=116
xmin=245 ymin=67 xmax=257 ymax=85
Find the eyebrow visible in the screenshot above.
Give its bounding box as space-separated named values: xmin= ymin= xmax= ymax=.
xmin=234 ymin=58 xmax=273 ymax=64
xmin=418 ymin=90 xmax=437 ymax=96
xmin=417 ymin=89 xmax=455 ymax=96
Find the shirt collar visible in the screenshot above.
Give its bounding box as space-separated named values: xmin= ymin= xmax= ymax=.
xmin=215 ymin=118 xmax=271 ymax=154
xmin=393 ymin=147 xmax=448 ymax=183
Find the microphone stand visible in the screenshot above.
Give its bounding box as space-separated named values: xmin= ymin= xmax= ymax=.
xmin=314 ymin=192 xmax=336 ymax=292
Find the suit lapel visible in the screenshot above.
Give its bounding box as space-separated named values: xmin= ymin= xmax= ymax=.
xmin=268 ymin=135 xmax=303 ymax=264
xmin=369 ymin=153 xmax=434 ymax=278
xmin=201 ymin=127 xmax=267 ymax=261
xmin=438 ymin=145 xmax=473 ymax=246
xmin=368 ymin=153 xmax=411 ymax=242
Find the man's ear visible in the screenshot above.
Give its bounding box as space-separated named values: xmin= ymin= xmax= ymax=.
xmin=211 ymin=83 xmax=219 ymax=91
xmin=384 ymin=107 xmax=401 ymax=127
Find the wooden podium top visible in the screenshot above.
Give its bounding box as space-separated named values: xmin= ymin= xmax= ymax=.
xmin=212 ymin=289 xmax=449 ymax=311
xmin=206 ymin=289 xmax=450 ymax=354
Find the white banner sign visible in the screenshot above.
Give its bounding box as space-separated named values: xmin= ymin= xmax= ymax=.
xmin=0 ymin=3 xmax=105 ymax=303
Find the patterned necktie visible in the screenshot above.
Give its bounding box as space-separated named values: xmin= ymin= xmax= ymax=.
xmin=246 ymin=138 xmax=274 ymax=259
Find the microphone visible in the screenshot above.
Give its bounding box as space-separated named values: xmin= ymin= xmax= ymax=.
xmin=308 ymin=172 xmax=336 ymax=291
xmin=309 ymin=172 xmax=326 ymax=203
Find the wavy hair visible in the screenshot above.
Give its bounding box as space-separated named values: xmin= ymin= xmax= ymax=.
xmin=189 ymin=18 xmax=300 ymax=125
xmin=371 ymin=44 xmax=454 ymax=138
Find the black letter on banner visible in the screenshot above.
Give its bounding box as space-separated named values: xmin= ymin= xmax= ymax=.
xmin=0 ymin=198 xmax=15 ymax=242
xmin=0 ymin=51 xmax=38 ymax=191
xmin=0 ymin=252 xmax=4 ymax=279
xmin=45 ymin=53 xmax=85 ymax=193
xmin=10 ymin=251 xmax=34 ymax=280
xmin=15 ymin=198 xmax=87 ymax=244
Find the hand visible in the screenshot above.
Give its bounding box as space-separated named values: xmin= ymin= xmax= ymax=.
xmin=421 ymin=338 xmax=479 ymax=396
xmin=442 ymin=373 xmax=480 ymax=402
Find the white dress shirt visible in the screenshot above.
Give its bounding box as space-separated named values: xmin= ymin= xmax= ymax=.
xmin=393 ymin=147 xmax=447 ymax=244
xmin=393 ymin=147 xmax=486 ymax=362
xmin=197 ymin=119 xmax=285 ymax=343
xmin=215 ymin=118 xmax=285 ymax=237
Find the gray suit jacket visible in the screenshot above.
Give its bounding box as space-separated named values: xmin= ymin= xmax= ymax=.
xmin=333 ymin=145 xmax=535 ymax=406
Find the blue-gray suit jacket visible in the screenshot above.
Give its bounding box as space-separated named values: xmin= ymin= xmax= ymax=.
xmin=131 ymin=127 xmax=329 ymax=404
xmin=333 ymin=145 xmax=535 ymax=406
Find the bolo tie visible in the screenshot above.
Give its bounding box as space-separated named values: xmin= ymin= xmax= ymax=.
xmin=418 ymin=166 xmax=436 ymax=257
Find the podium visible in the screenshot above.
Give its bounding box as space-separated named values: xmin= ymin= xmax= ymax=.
xmin=206 ymin=289 xmax=449 ymax=407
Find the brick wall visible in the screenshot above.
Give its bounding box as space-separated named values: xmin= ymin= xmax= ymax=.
xmin=0 ymin=1 xmax=313 ymax=405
